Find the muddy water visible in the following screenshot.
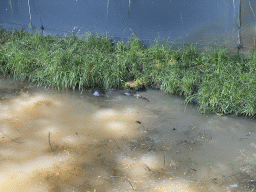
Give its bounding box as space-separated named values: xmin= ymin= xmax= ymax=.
xmin=0 ymin=76 xmax=256 ymax=192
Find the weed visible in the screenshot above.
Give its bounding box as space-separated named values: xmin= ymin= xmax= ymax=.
xmin=0 ymin=26 xmax=256 ymax=117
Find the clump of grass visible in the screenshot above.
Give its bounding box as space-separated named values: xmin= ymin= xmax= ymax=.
xmin=0 ymin=25 xmax=256 ymax=117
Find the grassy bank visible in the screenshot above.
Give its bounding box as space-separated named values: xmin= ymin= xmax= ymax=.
xmin=0 ymin=26 xmax=256 ymax=117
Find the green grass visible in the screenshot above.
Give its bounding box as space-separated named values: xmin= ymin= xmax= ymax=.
xmin=0 ymin=26 xmax=256 ymax=117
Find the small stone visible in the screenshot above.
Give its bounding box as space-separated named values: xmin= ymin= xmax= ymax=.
xmin=93 ymin=91 xmax=99 ymax=96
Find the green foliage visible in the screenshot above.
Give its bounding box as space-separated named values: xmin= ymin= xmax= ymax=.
xmin=1 ymin=26 xmax=256 ymax=117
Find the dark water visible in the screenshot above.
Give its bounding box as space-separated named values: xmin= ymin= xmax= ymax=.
xmin=0 ymin=75 xmax=256 ymax=192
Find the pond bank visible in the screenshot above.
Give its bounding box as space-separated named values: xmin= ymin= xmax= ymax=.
xmin=0 ymin=26 xmax=256 ymax=118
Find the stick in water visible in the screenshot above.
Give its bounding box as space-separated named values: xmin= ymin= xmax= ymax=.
xmin=48 ymin=132 xmax=53 ymax=151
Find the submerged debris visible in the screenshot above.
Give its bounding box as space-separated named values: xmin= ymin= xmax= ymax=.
xmin=93 ymin=91 xmax=100 ymax=96
xmin=135 ymin=121 xmax=141 ymax=124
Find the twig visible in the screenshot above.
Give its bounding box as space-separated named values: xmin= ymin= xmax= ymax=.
xmin=120 ymin=131 xmax=128 ymax=139
xmin=142 ymin=163 xmax=151 ymax=171
xmin=164 ymin=153 xmax=165 ymax=166
xmin=125 ymin=178 xmax=135 ymax=190
xmin=110 ymin=176 xmax=135 ymax=190
xmin=0 ymin=130 xmax=21 ymax=144
xmin=48 ymin=132 xmax=53 ymax=151
xmin=114 ymin=139 xmax=120 ymax=149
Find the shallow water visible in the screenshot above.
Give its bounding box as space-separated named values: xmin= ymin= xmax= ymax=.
xmin=0 ymin=75 xmax=256 ymax=192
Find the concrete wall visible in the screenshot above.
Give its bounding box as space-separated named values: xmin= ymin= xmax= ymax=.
xmin=0 ymin=0 xmax=255 ymax=53
xmin=240 ymin=0 xmax=256 ymax=54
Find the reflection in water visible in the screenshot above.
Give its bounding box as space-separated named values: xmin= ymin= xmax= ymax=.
xmin=0 ymin=76 xmax=256 ymax=191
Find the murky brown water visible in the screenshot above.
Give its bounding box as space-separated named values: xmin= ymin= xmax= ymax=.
xmin=0 ymin=75 xmax=256 ymax=192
